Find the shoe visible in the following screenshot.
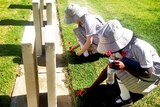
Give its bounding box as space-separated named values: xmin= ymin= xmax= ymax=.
xmin=122 ymin=99 xmax=133 ymax=107
xmin=114 ymin=96 xmax=133 ymax=107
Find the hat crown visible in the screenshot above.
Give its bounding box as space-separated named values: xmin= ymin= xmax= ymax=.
xmin=102 ymin=20 xmax=123 ymax=43
xmin=65 ymin=4 xmax=80 ymax=16
xmin=97 ymin=19 xmax=133 ymax=54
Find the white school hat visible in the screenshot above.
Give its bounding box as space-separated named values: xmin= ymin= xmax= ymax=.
xmin=64 ymin=3 xmax=88 ymax=24
xmin=97 ymin=19 xmax=133 ymax=54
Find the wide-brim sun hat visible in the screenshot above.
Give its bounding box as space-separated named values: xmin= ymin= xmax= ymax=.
xmin=97 ymin=19 xmax=133 ymax=54
xmin=64 ymin=3 xmax=88 ymax=24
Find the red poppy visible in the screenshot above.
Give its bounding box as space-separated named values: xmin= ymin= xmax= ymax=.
xmin=106 ymin=50 xmax=112 ymax=57
xmin=122 ymin=50 xmax=127 ymax=57
xmin=76 ymin=90 xmax=82 ymax=96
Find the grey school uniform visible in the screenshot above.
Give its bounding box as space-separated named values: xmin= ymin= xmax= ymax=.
xmin=116 ymin=38 xmax=160 ymax=95
xmin=73 ymin=14 xmax=104 ymax=53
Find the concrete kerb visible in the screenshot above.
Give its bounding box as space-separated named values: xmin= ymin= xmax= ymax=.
xmin=10 ymin=1 xmax=73 ymax=107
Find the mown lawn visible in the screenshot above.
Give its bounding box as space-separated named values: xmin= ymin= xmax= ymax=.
xmin=0 ymin=0 xmax=31 ymax=107
xmin=57 ymin=0 xmax=160 ymax=106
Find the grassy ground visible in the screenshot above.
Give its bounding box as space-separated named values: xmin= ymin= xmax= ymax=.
xmin=57 ymin=0 xmax=160 ymax=106
xmin=0 ymin=0 xmax=31 ymax=106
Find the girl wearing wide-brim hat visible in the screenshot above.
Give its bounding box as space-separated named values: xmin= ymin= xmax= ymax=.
xmin=64 ymin=3 xmax=105 ymax=57
xmin=80 ymin=19 xmax=160 ymax=106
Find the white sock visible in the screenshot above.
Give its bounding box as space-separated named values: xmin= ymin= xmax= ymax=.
xmin=117 ymin=80 xmax=131 ymax=101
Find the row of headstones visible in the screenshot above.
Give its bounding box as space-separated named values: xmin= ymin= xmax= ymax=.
xmin=21 ymin=0 xmax=57 ymax=107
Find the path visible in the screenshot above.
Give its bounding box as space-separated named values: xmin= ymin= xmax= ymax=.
xmin=10 ymin=1 xmax=72 ymax=107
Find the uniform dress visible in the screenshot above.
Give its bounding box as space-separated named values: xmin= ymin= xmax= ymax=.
xmin=73 ymin=14 xmax=104 ymax=56
xmin=116 ymin=37 xmax=160 ymax=95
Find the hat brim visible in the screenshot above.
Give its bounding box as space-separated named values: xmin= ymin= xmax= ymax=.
xmin=64 ymin=7 xmax=88 ymax=24
xmin=97 ymin=28 xmax=133 ymax=54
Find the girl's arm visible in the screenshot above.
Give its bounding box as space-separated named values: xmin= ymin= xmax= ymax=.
xmin=76 ymin=36 xmax=92 ymax=56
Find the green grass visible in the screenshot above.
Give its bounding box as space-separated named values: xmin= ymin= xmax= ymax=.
xmin=0 ymin=0 xmax=31 ymax=106
xmin=57 ymin=0 xmax=160 ymax=106
xmin=87 ymin=0 xmax=160 ymax=53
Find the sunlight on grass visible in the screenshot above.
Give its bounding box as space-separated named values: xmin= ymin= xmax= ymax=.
xmin=0 ymin=0 xmax=32 ymax=106
xmin=88 ymin=0 xmax=160 ymax=53
xmin=57 ymin=0 xmax=160 ymax=106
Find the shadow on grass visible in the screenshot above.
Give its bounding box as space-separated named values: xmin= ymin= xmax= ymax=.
xmin=0 ymin=44 xmax=22 ymax=64
xmin=68 ymin=51 xmax=107 ymax=64
xmin=0 ymin=19 xmax=33 ymax=26
xmin=0 ymin=44 xmax=21 ymax=57
xmin=0 ymin=95 xmax=10 ymax=107
xmin=8 ymin=4 xmax=32 ymax=10
xmin=75 ymin=80 xmax=144 ymax=107
xmin=8 ymin=4 xmax=47 ymax=10
xmin=0 ymin=19 xmax=47 ymax=27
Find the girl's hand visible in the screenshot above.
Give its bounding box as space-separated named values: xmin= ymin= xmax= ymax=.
xmin=69 ymin=44 xmax=80 ymax=52
xmin=109 ymin=60 xmax=125 ymax=70
xmin=69 ymin=46 xmax=75 ymax=52
xmin=76 ymin=51 xmax=83 ymax=56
